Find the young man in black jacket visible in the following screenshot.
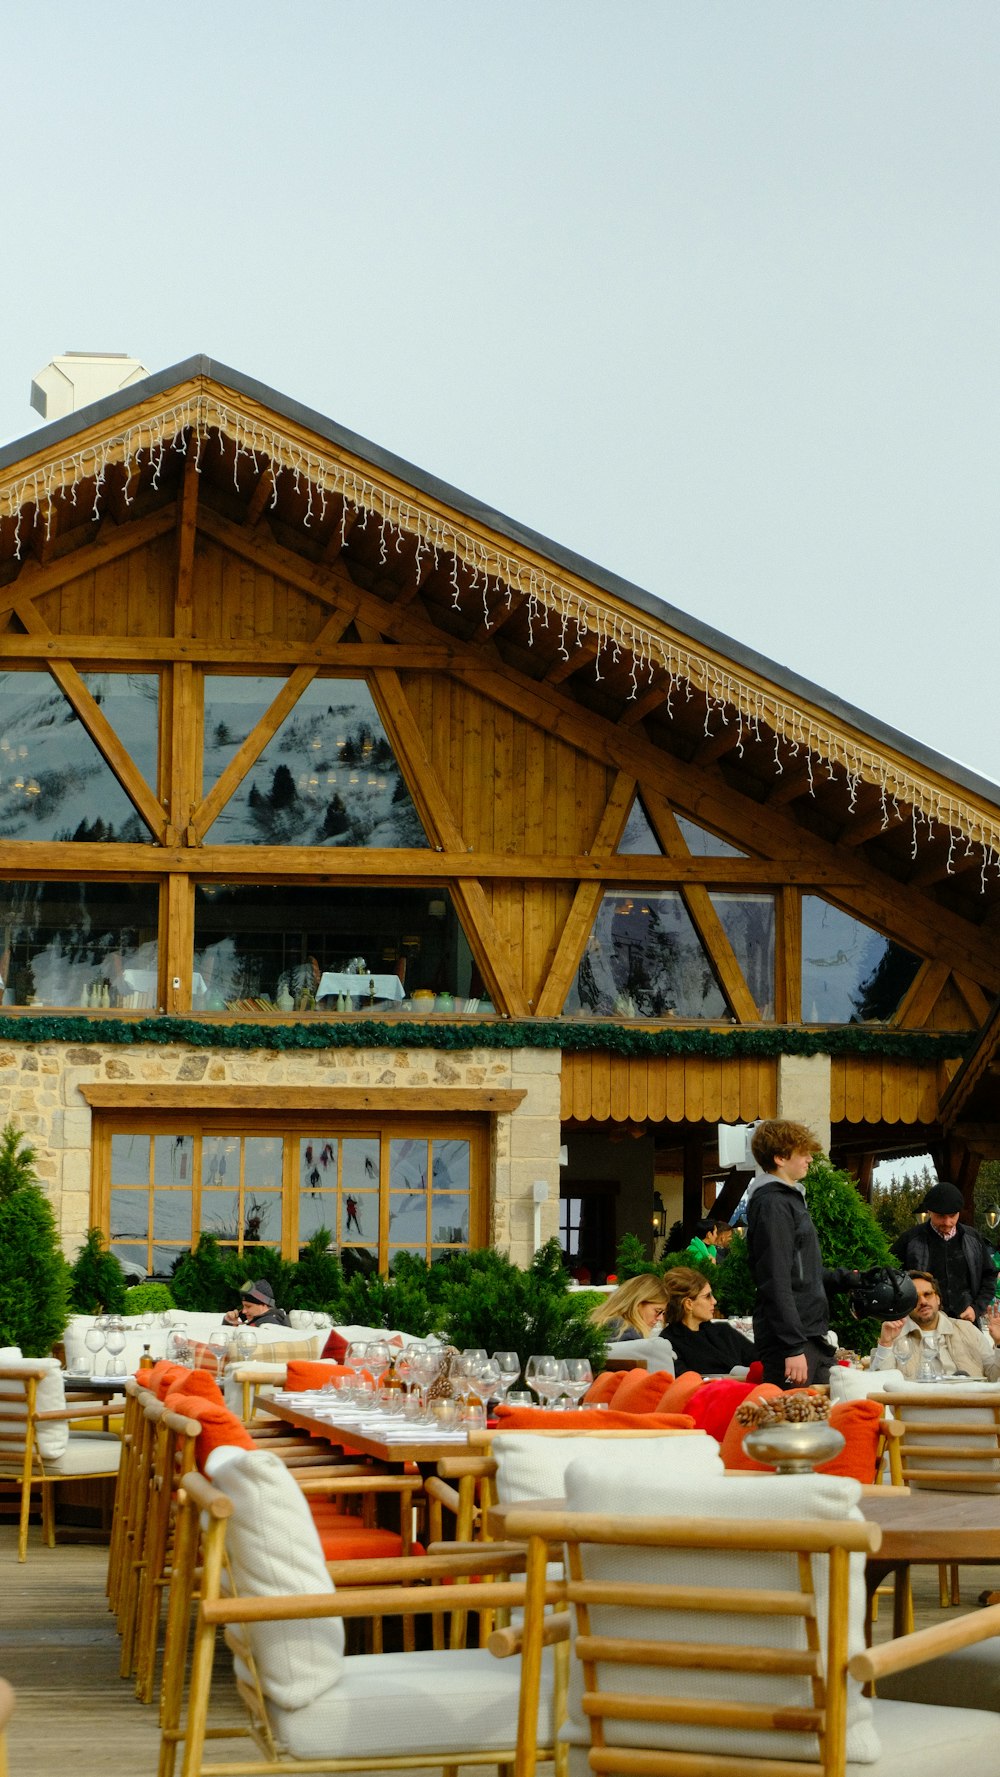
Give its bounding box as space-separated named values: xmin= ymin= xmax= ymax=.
xmin=746 ymin=1119 xmax=856 ymax=1388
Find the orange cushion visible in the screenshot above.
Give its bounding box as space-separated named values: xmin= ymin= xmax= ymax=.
xmin=178 ymin=1368 xmax=226 ymax=1407
xmin=583 ymin=1370 xmax=627 ymax=1405
xmin=655 ymin=1371 xmax=706 ymax=1415
xmin=719 ymin=1384 xmax=810 ymax=1470
xmin=612 ymin=1369 xmax=678 ymax=1414
xmin=150 ymin=1360 xmax=190 ymax=1400
xmin=285 ymin=1361 xmax=354 ymax=1392
xmin=164 ymin=1389 xmax=255 ymax=1468
xmin=817 ymin=1400 xmax=883 ymax=1483
xmin=493 ymin=1407 xmax=696 ymax=1432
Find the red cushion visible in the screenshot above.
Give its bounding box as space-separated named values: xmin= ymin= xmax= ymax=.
xmin=683 ymin=1378 xmax=757 ymax=1443
xmin=285 ymin=1361 xmax=354 ymax=1392
xmin=583 ymin=1370 xmax=627 ymax=1405
xmin=612 ymin=1369 xmax=677 ymax=1414
xmin=655 ymin=1371 xmax=706 ymax=1415
xmin=320 ymin=1330 xmax=349 ymax=1362
xmin=493 ymin=1407 xmax=695 ymax=1432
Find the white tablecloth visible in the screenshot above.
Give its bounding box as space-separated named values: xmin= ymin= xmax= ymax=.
xmin=317 ymin=972 xmax=406 ymax=1002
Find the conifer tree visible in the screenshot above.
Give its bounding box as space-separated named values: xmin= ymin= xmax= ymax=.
xmin=0 ymin=1123 xmax=71 ymax=1356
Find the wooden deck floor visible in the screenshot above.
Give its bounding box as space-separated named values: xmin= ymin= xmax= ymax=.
xmin=2 ymin=1521 xmax=1000 ymax=1776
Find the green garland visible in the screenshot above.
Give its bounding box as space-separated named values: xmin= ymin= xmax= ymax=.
xmin=0 ymin=1012 xmax=973 ymax=1061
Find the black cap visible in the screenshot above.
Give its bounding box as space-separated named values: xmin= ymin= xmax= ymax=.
xmin=919 ymin=1182 xmax=964 ymax=1215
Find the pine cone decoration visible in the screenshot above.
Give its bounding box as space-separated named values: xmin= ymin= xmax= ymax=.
xmin=428 ymin=1345 xmax=458 ymax=1399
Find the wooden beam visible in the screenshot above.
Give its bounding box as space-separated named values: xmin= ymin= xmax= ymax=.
xmin=473 ymin=587 xmax=528 ymax=643
xmin=535 ymin=771 xmax=637 ymax=1016
xmin=0 ymin=634 xmax=464 ymax=667
xmin=78 ymin=1083 xmax=526 ymax=1113
xmin=189 ymin=608 xmax=355 ymax=842
xmin=244 ymin=466 xmax=274 ymax=527
xmin=840 ymin=805 xmax=906 ymax=849
xmin=909 ymin=844 xmax=983 ymax=889
xmin=618 ymin=683 xmax=672 ymax=729
xmin=767 ymin=763 xmax=817 ymax=808
xmin=776 ymin=885 xmax=802 ymax=1024
xmin=174 ymin=449 xmax=199 ymax=640
xmin=695 ymin=724 xmax=746 ymax=764
xmin=545 ymin=635 xmax=601 ymax=686
xmin=367 ymin=665 xmax=531 ymax=1017
xmin=0 ymin=506 xmax=176 ymax=622
xmin=894 ymin=960 xmax=951 ymax=1029
xmin=8 ymin=598 xmax=168 ymax=841
xmin=952 ymin=972 xmax=992 ymax=1027
xmin=642 ymin=790 xmax=760 ymax=1023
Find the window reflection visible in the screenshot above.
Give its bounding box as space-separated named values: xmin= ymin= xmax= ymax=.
xmin=564 ymin=891 xmax=727 ymax=1019
xmin=801 ymin=896 xmax=921 ymax=1023
xmin=203 ymin=675 xmax=428 ymax=848
xmin=0 ymin=669 xmax=156 ymax=842
xmin=193 ymin=883 xmax=493 ymax=1014
xmin=0 ymin=880 xmax=159 ymax=1008
xmin=709 ymin=892 xmax=775 ymax=1019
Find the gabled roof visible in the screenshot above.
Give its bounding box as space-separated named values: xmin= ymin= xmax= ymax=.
xmin=1 ymin=355 xmax=998 ymax=936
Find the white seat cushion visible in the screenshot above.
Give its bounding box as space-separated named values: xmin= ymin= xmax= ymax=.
xmin=269 ymin=1644 xmax=554 ymax=1762
xmin=493 ymin=1429 xmax=721 ymax=1508
xmin=831 ymin=1367 xmax=904 ymax=1402
xmin=205 ymin=1445 xmax=344 ymax=1711
xmin=0 ymin=1356 xmax=69 ymax=1460
xmin=48 ymin=1432 xmax=122 ymax=1476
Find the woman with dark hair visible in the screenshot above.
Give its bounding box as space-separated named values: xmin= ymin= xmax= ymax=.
xmin=659 ymin=1266 xmax=757 ymax=1374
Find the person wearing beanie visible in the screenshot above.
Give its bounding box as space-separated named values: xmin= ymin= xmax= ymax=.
xmin=223 ymin=1278 xmax=290 ymax=1328
xmin=892 ymin=1181 xmax=997 ymax=1322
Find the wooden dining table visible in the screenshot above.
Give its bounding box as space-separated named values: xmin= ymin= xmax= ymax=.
xmin=262 ymin=1394 xmax=473 ymax=1468
xmin=862 ymin=1487 xmax=1000 ymax=1634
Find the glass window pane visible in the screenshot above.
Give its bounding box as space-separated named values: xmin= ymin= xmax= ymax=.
xmin=202 ymin=677 xmax=282 ymax=797
xmin=342 ymin=1192 xmax=372 ymax=1240
xmin=201 ymin=1190 xmax=242 ymax=1240
xmin=299 ymin=1195 xmax=339 ymax=1242
xmin=388 ymin=1193 xmax=428 ymax=1245
xmin=112 ymin=1241 xmax=147 ymax=1269
xmin=342 ymin=1138 xmax=379 ymax=1191
xmin=801 ymin=895 xmax=921 ymax=1023
xmin=154 ymin=1135 xmax=193 ymax=1185
xmin=432 ymin=1141 xmax=470 ymax=1191
xmin=0 ymin=669 xmax=154 ymax=842
xmin=564 ymin=891 xmax=727 ymax=1019
xmin=203 ymin=676 xmax=428 ymax=848
xmin=243 ymin=1137 xmax=283 ymax=1191
xmin=709 ymin=892 xmax=775 ymax=1019
xmin=111 ymin=1190 xmax=149 ymax=1240
xmin=299 ymin=1137 xmax=339 ymax=1191
xmin=675 ymin=816 xmax=745 ymax=858
xmin=193 ymin=883 xmax=489 ymax=1014
xmin=432 ymin=1199 xmax=469 ymax=1244
xmin=0 ymin=880 xmax=159 ymax=1009
xmin=79 ymin=672 xmax=159 ymax=794
xmin=153 ymin=1191 xmax=195 ymax=1239
xmin=152 ymin=1245 xmax=182 ymax=1276
xmin=616 ymin=797 xmax=662 ymax=855
xmin=389 ymin=1139 xmax=429 ymax=1194
xmin=111 ymin=1132 xmax=150 ymax=1186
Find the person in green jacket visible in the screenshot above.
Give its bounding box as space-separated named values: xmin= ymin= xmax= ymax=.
xmin=686 ymin=1214 xmax=719 ymax=1268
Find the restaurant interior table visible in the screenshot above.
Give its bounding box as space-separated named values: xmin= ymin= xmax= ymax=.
xmin=316 ymin=971 xmax=406 ymax=1006
xmin=262 ymin=1393 xmax=472 ymax=1468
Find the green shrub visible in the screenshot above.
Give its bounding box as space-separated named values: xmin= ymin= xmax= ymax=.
xmin=0 ymin=1123 xmax=71 ymax=1356
xmin=123 ymin=1281 xmax=175 ymax=1315
xmin=284 ymin=1231 xmax=346 ymax=1314
xmin=341 ymin=1256 xmax=439 ymax=1337
xmin=432 ymin=1239 xmax=607 ymax=1374
xmin=870 ymin=1167 xmax=934 ymax=1241
xmin=69 ymin=1227 xmax=128 ymax=1316
xmin=169 ymin=1234 xmax=232 ymax=1311
xmin=613 ymin=1232 xmax=652 ymax=1281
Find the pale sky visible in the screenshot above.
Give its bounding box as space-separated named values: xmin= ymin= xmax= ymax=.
xmin=2 ymin=3 xmax=998 ymax=789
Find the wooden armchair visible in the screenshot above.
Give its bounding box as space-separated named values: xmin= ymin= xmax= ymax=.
xmin=0 ymin=1676 xmax=13 ymax=1777
xmin=159 ymin=1454 xmax=566 ymax=1777
xmin=507 ymin=1498 xmax=1000 ymax=1777
xmin=0 ymin=1361 xmax=123 ymax=1562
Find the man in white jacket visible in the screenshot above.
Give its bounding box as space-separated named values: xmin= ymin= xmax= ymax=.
xmin=870 ymin=1270 xmax=1000 ymax=1379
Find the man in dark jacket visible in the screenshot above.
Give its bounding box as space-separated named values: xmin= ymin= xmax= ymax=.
xmin=893 ymin=1181 xmax=996 ymax=1322
xmin=223 ymin=1278 xmax=291 ymax=1328
xmin=746 ymin=1119 xmax=857 ymax=1388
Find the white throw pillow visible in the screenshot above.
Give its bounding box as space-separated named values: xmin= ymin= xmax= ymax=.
xmin=830 ymin=1366 xmax=904 ymax=1402
xmin=206 ymin=1447 xmax=344 ymax=1712
xmin=493 ymin=1429 xmax=721 ymax=1507
xmin=606 ymin=1335 xmax=676 ymax=1372
xmin=560 ymin=1461 xmax=878 ymax=1764
xmin=0 ymin=1355 xmax=69 ymax=1460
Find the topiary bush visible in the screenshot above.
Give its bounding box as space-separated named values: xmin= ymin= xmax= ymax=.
xmin=169 ymin=1234 xmax=232 ymax=1311
xmin=284 ymin=1230 xmax=346 ymax=1314
xmin=431 ymin=1239 xmax=607 ymax=1374
xmin=613 ymin=1232 xmax=653 ymax=1281
xmin=69 ymin=1227 xmax=128 ymax=1316
xmin=123 ymin=1281 xmax=175 ymax=1315
xmin=0 ymin=1123 xmax=71 ymax=1356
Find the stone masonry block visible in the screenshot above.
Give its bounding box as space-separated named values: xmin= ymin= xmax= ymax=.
xmin=510 ymin=1115 xmax=562 ymax=1161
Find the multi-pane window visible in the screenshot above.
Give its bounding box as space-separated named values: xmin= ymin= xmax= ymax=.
xmin=100 ymin=1115 xmax=484 ymax=1276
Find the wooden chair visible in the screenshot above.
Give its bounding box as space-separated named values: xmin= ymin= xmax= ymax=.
xmin=872 ymin=1385 xmax=1000 ymax=1610
xmin=158 ymin=1459 xmax=566 ymax=1777
xmin=507 ymin=1501 xmax=1000 ymax=1777
xmin=0 ymin=1362 xmax=123 ymax=1562
xmin=0 ymin=1676 xmax=13 ymax=1777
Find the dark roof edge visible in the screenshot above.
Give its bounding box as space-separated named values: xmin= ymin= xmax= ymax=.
xmin=4 ymin=352 xmax=998 ymax=812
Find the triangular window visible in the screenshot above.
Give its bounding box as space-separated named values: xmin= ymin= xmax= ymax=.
xmin=0 ymin=669 xmax=155 ymax=843
xmin=615 ymin=796 xmax=663 ymax=855
xmin=675 ymin=815 xmax=746 ymax=858
xmin=203 ymin=677 xmax=428 ymax=847
xmin=564 ymin=890 xmax=728 ymax=1019
xmin=801 ymin=895 xmax=921 ymax=1023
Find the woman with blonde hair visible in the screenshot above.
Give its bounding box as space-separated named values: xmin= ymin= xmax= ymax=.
xmin=659 ymin=1265 xmax=757 ymax=1374
xmin=590 ymin=1273 xmax=668 ymax=1341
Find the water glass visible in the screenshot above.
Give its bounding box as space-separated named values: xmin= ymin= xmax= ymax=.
xmin=525 ymin=1354 xmax=559 ymax=1405
xmin=493 ymin=1351 xmax=520 ymax=1401
xmin=562 ymin=1358 xmax=593 ymax=1408
xmin=83 ymin=1325 xmax=105 ymax=1376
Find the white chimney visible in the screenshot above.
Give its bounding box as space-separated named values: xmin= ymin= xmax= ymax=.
xmin=30 ymin=352 xmax=150 ymax=422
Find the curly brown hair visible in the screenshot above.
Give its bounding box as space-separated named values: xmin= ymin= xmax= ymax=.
xmin=661 ymin=1266 xmax=714 ymax=1326
xmin=749 ymin=1119 xmax=819 ymax=1173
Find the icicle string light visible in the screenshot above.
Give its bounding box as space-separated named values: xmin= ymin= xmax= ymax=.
xmin=2 ymin=389 xmax=999 ymax=875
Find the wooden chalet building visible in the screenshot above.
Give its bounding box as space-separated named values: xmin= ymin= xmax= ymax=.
xmin=0 ymin=356 xmax=998 ymax=1279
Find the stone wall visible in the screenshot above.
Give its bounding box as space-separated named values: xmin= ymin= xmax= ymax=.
xmin=0 ymin=1037 xmax=563 ymax=1267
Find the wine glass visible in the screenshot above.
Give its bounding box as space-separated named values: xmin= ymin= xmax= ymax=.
xmin=475 ymin=1358 xmax=502 ymax=1408
xmin=365 ymin=1340 xmax=391 ymax=1388
xmin=493 ymin=1351 xmax=520 ymax=1404
xmin=167 ymin=1324 xmax=191 ymax=1365
xmin=84 ymin=1324 xmax=105 ymax=1378
xmin=562 ymin=1358 xmax=593 ymax=1409
xmin=234 ymin=1325 xmax=258 ymax=1362
xmin=462 ymin=1348 xmax=488 ymax=1367
xmin=525 ymin=1354 xmax=558 ymax=1405
xmin=208 ymin=1329 xmax=232 ymax=1375
xmin=104 ymin=1320 xmax=127 ymax=1378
